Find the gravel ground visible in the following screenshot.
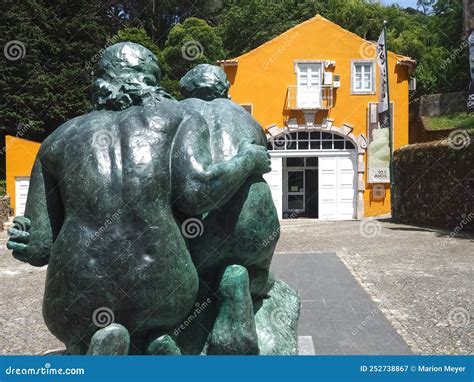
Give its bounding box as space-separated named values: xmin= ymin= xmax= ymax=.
xmin=275 ymin=218 xmax=473 ymax=355
xmin=0 ymin=217 xmax=472 ymax=355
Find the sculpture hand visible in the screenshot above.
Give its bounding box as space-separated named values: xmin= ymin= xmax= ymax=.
xmin=6 ymin=216 xmax=31 ymax=263
xmin=239 ymin=140 xmax=271 ymax=176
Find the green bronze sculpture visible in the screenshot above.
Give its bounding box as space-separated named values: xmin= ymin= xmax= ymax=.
xmin=177 ymin=64 xmax=300 ymax=355
xmin=7 ymin=43 xmax=300 ymax=355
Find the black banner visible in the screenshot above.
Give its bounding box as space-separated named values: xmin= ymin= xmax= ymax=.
xmin=469 ymin=80 xmax=474 ymax=113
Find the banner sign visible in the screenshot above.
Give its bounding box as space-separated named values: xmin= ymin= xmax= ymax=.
xmin=0 ymin=355 xmax=472 ymax=382
xmin=368 ymin=103 xmax=392 ymax=183
xmin=468 ymin=32 xmax=474 ymax=112
xmin=376 ymin=29 xmax=389 ymax=113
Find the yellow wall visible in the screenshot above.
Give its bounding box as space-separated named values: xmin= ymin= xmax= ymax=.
xmin=5 ymin=135 xmax=41 ymax=215
xmin=223 ymin=15 xmax=410 ymax=217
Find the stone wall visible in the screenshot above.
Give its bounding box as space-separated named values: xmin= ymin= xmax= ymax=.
xmin=418 ymin=91 xmax=467 ymax=117
xmin=393 ymin=139 xmax=474 ymax=230
xmin=0 ymin=195 xmax=10 ymax=230
xmin=409 ymin=91 xmax=469 ymax=143
xmin=409 ymin=117 xmax=455 ymax=144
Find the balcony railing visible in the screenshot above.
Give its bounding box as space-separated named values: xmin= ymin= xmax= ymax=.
xmin=286 ymin=85 xmax=334 ymax=110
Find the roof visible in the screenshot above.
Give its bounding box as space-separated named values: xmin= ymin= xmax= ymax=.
xmin=218 ymin=14 xmax=416 ymax=68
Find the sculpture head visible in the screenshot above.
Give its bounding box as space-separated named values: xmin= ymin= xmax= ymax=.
xmin=92 ymin=42 xmax=172 ymax=110
xmin=179 ymin=64 xmax=230 ymax=101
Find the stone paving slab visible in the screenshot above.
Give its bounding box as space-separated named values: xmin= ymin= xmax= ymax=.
xmin=271 ymin=253 xmax=412 ymax=355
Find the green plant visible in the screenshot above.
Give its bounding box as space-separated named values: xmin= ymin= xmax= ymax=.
xmin=0 ymin=180 xmax=7 ymax=196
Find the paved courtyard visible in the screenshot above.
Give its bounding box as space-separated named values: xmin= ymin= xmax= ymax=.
xmin=276 ymin=218 xmax=473 ymax=355
xmin=0 ymin=218 xmax=472 ymax=355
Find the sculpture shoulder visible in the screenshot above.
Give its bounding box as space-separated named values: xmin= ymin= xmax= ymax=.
xmin=209 ymin=99 xmax=266 ymax=140
xmin=38 ymin=111 xmax=114 ymax=160
xmin=138 ymin=99 xmax=185 ymax=126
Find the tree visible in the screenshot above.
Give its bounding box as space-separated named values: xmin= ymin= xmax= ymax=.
xmin=0 ymin=0 xmax=121 ymax=139
xmin=417 ymin=0 xmax=436 ymax=14
xmin=163 ymin=17 xmax=225 ymax=86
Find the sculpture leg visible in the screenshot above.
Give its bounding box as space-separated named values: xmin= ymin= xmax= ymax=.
xmin=146 ymin=334 xmax=182 ymax=355
xmin=86 ymin=323 xmax=130 ymax=355
xmin=207 ymin=265 xmax=259 ymax=355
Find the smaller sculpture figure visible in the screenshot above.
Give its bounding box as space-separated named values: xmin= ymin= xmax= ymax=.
xmin=176 ymin=64 xmax=300 ymax=355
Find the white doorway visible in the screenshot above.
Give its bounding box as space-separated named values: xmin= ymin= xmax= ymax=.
xmin=15 ymin=176 xmax=30 ymax=216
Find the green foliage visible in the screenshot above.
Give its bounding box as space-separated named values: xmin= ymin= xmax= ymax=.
xmin=424 ymin=112 xmax=474 ymax=134
xmin=0 ymin=180 xmax=6 ymax=196
xmin=163 ymin=17 xmax=225 ymax=83
xmin=0 ymin=0 xmax=119 ymax=138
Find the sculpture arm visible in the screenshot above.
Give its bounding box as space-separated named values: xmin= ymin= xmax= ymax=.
xmin=7 ymin=157 xmax=63 ymax=266
xmin=171 ymin=114 xmax=270 ymax=215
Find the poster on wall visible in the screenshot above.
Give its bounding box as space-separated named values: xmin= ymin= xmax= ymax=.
xmin=367 ymin=102 xmax=393 ymax=183
xmin=468 ymin=32 xmax=474 ymax=112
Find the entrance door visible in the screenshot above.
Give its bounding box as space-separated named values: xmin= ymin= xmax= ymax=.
xmin=318 ymin=156 xmax=356 ymax=219
xmin=304 ymin=169 xmax=318 ymax=218
xmin=15 ymin=176 xmax=30 ymax=216
xmin=296 ymin=63 xmax=322 ymax=109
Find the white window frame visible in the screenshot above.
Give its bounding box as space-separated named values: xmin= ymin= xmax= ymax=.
xmin=351 ymin=60 xmax=375 ymax=95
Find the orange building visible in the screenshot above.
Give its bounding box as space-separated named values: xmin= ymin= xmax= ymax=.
xmin=219 ymin=15 xmax=415 ymax=219
xmin=5 ymin=135 xmax=40 ymax=216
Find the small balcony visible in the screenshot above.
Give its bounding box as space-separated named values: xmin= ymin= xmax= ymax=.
xmin=286 ymin=85 xmax=334 ymax=111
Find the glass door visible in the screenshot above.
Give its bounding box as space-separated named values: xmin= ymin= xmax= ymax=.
xmin=286 ymin=170 xmax=305 ymax=212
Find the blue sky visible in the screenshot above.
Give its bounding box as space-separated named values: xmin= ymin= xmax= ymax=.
xmin=381 ymin=0 xmax=418 ymax=8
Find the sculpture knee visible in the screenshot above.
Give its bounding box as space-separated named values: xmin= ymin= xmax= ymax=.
xmin=87 ymin=323 xmax=130 ymax=355
xmin=208 ymin=265 xmax=259 ymax=355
